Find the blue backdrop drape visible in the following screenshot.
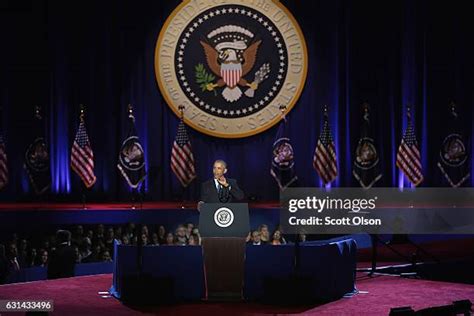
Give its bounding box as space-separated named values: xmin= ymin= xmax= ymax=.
xmin=0 ymin=0 xmax=473 ymax=202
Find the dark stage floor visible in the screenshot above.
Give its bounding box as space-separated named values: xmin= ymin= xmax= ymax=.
xmin=1 ymin=269 xmax=474 ymax=315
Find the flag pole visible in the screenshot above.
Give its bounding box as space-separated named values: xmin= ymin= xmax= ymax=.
xmin=79 ymin=104 xmax=88 ymax=210
xmin=178 ymin=104 xmax=186 ymax=209
xmin=127 ymin=104 xmax=138 ymax=210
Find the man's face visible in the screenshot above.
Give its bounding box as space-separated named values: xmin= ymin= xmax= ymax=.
xmin=213 ymin=162 xmax=226 ymax=178
xmin=9 ymin=244 xmax=18 ymax=257
xmin=177 ymin=227 xmax=186 ymax=237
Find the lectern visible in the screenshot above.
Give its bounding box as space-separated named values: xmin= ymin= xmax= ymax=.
xmin=199 ymin=203 xmax=249 ymax=300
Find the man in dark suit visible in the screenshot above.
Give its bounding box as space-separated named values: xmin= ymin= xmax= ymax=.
xmin=47 ymin=230 xmax=76 ymax=279
xmin=200 ymin=159 xmax=244 ymax=203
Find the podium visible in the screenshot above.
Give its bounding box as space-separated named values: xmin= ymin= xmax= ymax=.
xmin=199 ymin=203 xmax=249 ymax=300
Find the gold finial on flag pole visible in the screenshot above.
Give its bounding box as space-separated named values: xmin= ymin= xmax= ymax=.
xmin=279 ymin=104 xmax=287 ymax=119
xmin=79 ymin=104 xmax=85 ymax=122
xmin=178 ymin=105 xmax=185 ymax=120
xmin=34 ymin=105 xmax=42 ymax=120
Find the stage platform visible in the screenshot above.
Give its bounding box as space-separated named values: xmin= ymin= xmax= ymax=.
xmin=1 ymin=269 xmax=474 ymax=315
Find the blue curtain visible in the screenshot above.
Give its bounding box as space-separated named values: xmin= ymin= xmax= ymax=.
xmin=0 ymin=0 xmax=472 ymax=202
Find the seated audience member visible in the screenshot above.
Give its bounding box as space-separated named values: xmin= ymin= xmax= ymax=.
xmin=101 ymin=250 xmax=113 ymax=262
xmin=275 ymin=225 xmax=288 ymax=244
xmin=104 ymin=227 xmax=115 ymax=254
xmin=121 ymin=235 xmax=130 ymax=245
xmin=86 ymin=229 xmax=94 ymax=241
xmin=47 ymin=230 xmax=76 ymax=279
xmin=114 ymin=226 xmax=123 ymax=240
xmin=36 ymin=249 xmax=48 ymax=267
xmin=6 ymin=243 xmax=21 ymax=272
xmin=141 ymin=225 xmax=149 ymax=238
xmin=157 ymin=225 xmax=166 ymax=245
xmin=41 ymin=239 xmax=51 ymax=253
xmin=73 ymin=246 xmax=82 ymax=264
xmin=0 ymin=244 xmax=8 ymax=284
xmin=298 ymin=233 xmax=307 ymax=243
xmin=258 ymin=224 xmax=270 ymax=243
xmin=140 ymin=233 xmax=148 ymax=246
xmin=150 ymin=232 xmax=159 ymax=246
xmin=270 ymin=230 xmax=286 ymax=245
xmin=18 ymin=239 xmax=28 ymax=266
xmin=82 ymin=244 xmax=102 ymax=263
xmin=164 ymin=233 xmax=175 ymax=246
xmin=192 ymin=229 xmax=202 ymax=245
xmin=186 ymin=223 xmax=194 ymax=239
xmin=95 ymin=224 xmax=105 ymax=243
xmin=80 ymin=237 xmax=92 ymax=261
xmin=188 ymin=234 xmax=201 ymax=246
xmin=125 ymin=223 xmax=136 ymax=240
xmin=72 ymin=225 xmax=84 ymax=246
xmin=26 ymin=248 xmax=37 ymax=267
xmin=175 ymin=225 xmax=187 ymax=245
xmin=249 ymin=230 xmax=264 ymax=245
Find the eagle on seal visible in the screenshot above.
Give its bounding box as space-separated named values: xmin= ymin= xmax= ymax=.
xmin=200 ymin=39 xmax=261 ymax=102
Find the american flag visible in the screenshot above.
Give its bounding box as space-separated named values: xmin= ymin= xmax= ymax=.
xmin=71 ymin=120 xmax=96 ymax=188
xmin=396 ymin=113 xmax=423 ymax=186
xmin=0 ymin=132 xmax=8 ymax=190
xmin=313 ymin=111 xmax=338 ymax=184
xmin=171 ymin=119 xmax=196 ymax=187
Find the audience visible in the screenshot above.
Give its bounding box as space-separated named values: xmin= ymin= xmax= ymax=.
xmin=0 ymin=221 xmax=301 ymax=284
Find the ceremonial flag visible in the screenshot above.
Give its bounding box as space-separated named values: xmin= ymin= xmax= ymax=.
xmin=71 ymin=114 xmax=96 ymax=188
xmin=0 ymin=130 xmax=8 ymax=191
xmin=313 ymin=107 xmax=337 ymax=184
xmin=437 ymin=103 xmax=470 ymax=187
xmin=396 ymin=107 xmax=423 ymax=186
xmin=171 ymin=117 xmax=196 ymax=187
xmin=270 ymin=114 xmax=297 ymax=191
xmin=24 ymin=107 xmax=51 ymax=194
xmin=117 ymin=107 xmax=146 ymax=189
xmin=353 ymin=104 xmax=382 ymax=188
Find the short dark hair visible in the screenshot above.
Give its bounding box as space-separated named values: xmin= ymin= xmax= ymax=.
xmin=56 ymin=230 xmax=71 ymax=243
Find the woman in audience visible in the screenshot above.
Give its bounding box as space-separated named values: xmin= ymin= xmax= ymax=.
xmin=150 ymin=232 xmax=159 ymax=246
xmin=270 ymin=230 xmax=286 ymax=245
xmin=164 ymin=232 xmax=175 ymax=246
xmin=157 ymin=225 xmax=166 ymax=245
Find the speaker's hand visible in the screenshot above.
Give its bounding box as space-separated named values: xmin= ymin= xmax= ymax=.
xmin=197 ymin=201 xmax=204 ymax=212
xmin=217 ymin=176 xmax=229 ymax=187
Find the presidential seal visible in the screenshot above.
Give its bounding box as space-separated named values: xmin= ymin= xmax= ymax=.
xmin=155 ymin=0 xmax=307 ymax=138
xmin=25 ymin=138 xmax=50 ymax=173
xmin=214 ymin=207 xmax=234 ymax=227
xmin=355 ymin=138 xmax=379 ymax=170
xmin=439 ymin=134 xmax=467 ymax=167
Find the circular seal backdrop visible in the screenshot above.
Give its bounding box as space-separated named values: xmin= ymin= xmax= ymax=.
xmin=155 ymin=0 xmax=308 ymax=138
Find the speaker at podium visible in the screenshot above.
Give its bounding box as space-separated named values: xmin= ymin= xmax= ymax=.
xmin=199 ymin=203 xmax=250 ymax=300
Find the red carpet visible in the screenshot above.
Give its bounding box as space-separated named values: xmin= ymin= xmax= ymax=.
xmin=0 ymin=201 xmax=280 ymax=212
xmin=1 ymin=272 xmax=474 ymax=315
